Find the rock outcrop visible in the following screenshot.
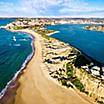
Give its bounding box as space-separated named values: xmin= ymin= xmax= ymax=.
xmin=75 ymin=68 xmax=104 ymax=103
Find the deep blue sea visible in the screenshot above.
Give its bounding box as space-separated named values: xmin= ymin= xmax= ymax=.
xmin=0 ymin=19 xmax=33 ymax=95
xmin=47 ymin=24 xmax=104 ymax=64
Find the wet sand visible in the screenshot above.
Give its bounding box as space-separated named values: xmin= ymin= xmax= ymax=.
xmin=12 ymin=29 xmax=95 ymax=104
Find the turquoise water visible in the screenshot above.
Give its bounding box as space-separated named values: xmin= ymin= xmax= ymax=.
xmin=47 ymin=24 xmax=104 ymax=64
xmin=0 ymin=19 xmax=33 ymax=94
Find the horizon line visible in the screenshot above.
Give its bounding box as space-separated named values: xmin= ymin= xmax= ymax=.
xmin=0 ymin=16 xmax=104 ymax=19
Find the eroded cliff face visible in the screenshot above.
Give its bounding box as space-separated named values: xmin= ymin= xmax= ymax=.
xmin=75 ymin=68 xmax=104 ymax=102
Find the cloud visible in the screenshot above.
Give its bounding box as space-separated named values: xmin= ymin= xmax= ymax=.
xmin=60 ymin=0 xmax=93 ymax=14
xmin=59 ymin=0 xmax=104 ymax=17
xmin=19 ymin=0 xmax=62 ymax=16
xmin=0 ymin=0 xmax=104 ymax=17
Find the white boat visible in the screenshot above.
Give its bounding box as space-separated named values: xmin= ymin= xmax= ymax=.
xmin=13 ymin=36 xmax=16 ymax=41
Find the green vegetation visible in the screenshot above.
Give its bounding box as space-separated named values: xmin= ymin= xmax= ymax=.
xmin=66 ymin=63 xmax=74 ymax=79
xmin=34 ymin=29 xmax=55 ymax=39
xmin=71 ymin=78 xmax=85 ymax=92
xmin=11 ymin=24 xmax=54 ymax=40
xmin=12 ymin=26 xmax=29 ymax=30
xmin=36 ymin=30 xmax=50 ymax=39
xmin=51 ymin=62 xmax=85 ymax=92
xmin=31 ymin=26 xmax=55 ymax=39
xmin=66 ymin=62 xmax=85 ymax=92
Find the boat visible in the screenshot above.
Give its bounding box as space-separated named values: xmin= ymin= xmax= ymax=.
xmin=13 ymin=36 xmax=16 ymax=41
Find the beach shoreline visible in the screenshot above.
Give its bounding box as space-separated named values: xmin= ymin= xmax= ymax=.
xmin=0 ymin=29 xmax=35 ymax=104
xmin=0 ymin=29 xmax=61 ymax=104
xmin=14 ymin=29 xmax=96 ymax=104
xmin=0 ymin=28 xmax=96 ymax=104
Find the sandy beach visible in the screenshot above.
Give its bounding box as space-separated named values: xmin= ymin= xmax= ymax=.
xmin=8 ymin=29 xmax=96 ymax=104
xmin=46 ymin=31 xmax=59 ymax=36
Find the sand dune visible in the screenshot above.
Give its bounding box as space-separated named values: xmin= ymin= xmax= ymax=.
xmin=14 ymin=29 xmax=95 ymax=104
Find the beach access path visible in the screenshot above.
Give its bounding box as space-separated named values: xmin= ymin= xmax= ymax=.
xmin=13 ymin=29 xmax=95 ymax=104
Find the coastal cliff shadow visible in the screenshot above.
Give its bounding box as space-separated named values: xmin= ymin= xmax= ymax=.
xmin=74 ymin=54 xmax=104 ymax=79
xmin=74 ymin=54 xmax=91 ymax=68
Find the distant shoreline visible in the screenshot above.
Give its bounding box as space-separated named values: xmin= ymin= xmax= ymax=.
xmin=84 ymin=25 xmax=104 ymax=32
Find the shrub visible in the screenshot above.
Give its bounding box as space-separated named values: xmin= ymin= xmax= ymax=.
xmin=72 ymin=78 xmax=85 ymax=92
xmin=66 ymin=63 xmax=74 ymax=79
xmin=61 ymin=79 xmax=67 ymax=86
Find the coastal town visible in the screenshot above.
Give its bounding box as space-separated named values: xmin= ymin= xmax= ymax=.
xmin=0 ymin=18 xmax=104 ymax=104
xmin=1 ymin=18 xmax=104 ymax=30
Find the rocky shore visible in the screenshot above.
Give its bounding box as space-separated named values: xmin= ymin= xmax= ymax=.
xmin=84 ymin=25 xmax=104 ymax=32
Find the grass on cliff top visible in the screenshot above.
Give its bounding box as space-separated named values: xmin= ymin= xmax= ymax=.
xmin=12 ymin=26 xmax=29 ymax=30
xmin=66 ymin=63 xmax=74 ymax=79
xmin=31 ymin=26 xmax=55 ymax=40
xmin=58 ymin=62 xmax=85 ymax=92
xmin=66 ymin=62 xmax=85 ymax=92
xmin=12 ymin=25 xmax=54 ymax=40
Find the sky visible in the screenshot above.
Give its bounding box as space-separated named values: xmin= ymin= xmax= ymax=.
xmin=0 ymin=0 xmax=104 ymax=17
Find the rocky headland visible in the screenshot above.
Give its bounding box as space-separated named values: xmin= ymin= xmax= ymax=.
xmin=84 ymin=25 xmax=104 ymax=32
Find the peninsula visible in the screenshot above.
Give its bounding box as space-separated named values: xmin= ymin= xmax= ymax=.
xmin=0 ymin=18 xmax=104 ymax=104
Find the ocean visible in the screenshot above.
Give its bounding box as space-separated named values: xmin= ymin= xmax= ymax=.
xmin=47 ymin=24 xmax=104 ymax=64
xmin=0 ymin=19 xmax=33 ymax=96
